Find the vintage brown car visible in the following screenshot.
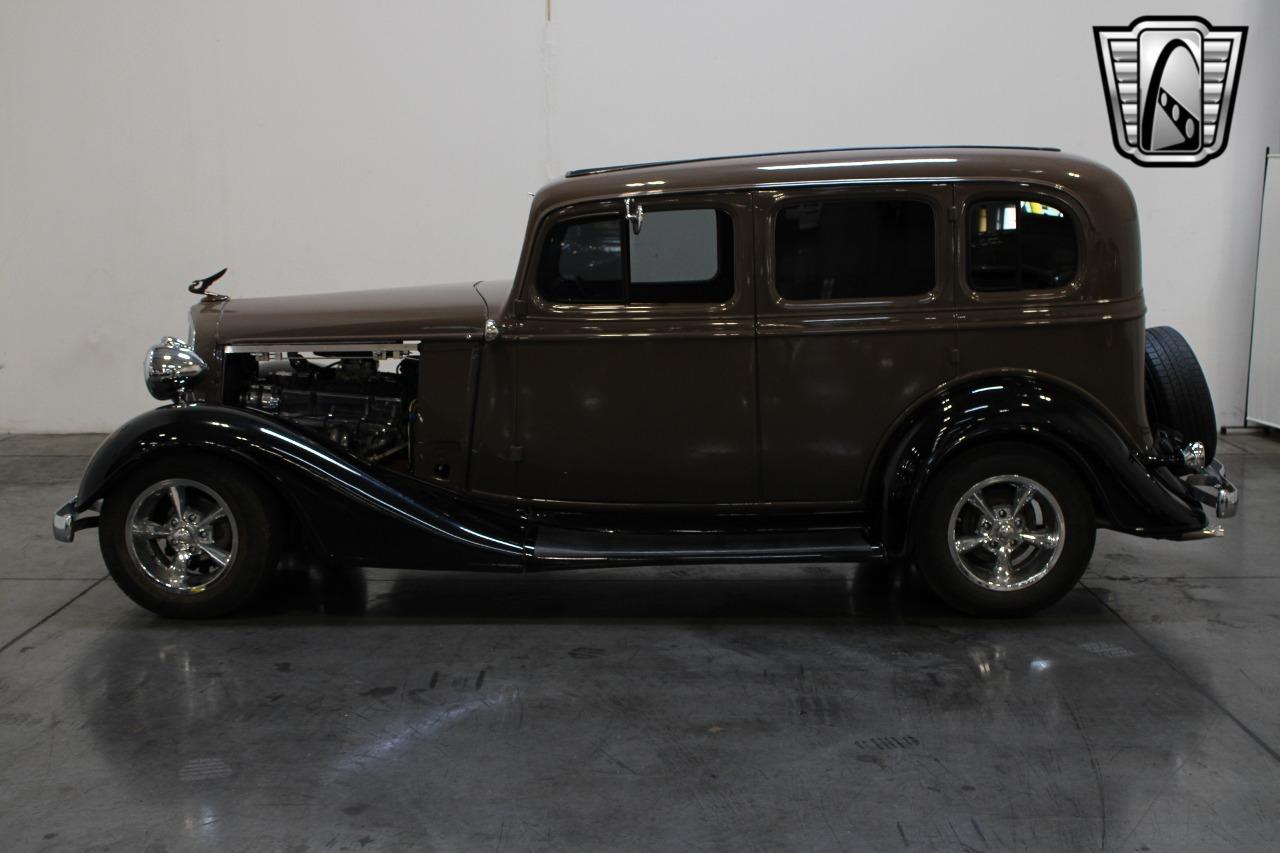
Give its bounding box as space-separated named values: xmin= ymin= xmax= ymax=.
xmin=53 ymin=146 xmax=1237 ymax=618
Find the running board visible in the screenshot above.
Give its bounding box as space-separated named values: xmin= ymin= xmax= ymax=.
xmin=532 ymin=526 xmax=884 ymax=566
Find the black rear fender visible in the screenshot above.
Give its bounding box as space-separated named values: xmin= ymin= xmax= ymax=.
xmin=868 ymin=374 xmax=1206 ymax=556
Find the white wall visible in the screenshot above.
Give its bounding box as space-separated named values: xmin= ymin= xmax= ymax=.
xmin=2 ymin=0 xmax=1277 ymax=432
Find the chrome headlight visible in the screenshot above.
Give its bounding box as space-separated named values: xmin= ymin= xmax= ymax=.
xmin=145 ymin=337 xmax=207 ymax=401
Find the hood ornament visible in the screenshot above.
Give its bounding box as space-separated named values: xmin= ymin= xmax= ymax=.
xmin=188 ymin=268 xmax=229 ymax=302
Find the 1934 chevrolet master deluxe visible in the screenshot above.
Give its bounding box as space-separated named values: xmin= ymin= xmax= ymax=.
xmin=53 ymin=146 xmax=1238 ymax=618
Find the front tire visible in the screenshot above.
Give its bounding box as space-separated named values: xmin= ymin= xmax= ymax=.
xmin=99 ymin=454 xmax=282 ymax=618
xmin=913 ymin=446 xmax=1095 ymax=617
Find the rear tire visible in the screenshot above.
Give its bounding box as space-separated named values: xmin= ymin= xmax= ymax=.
xmin=1144 ymin=326 xmax=1217 ymax=460
xmin=913 ymin=446 xmax=1095 ymax=617
xmin=99 ymin=454 xmax=282 ymax=618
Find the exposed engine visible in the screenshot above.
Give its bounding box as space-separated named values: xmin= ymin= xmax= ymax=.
xmin=238 ymin=355 xmax=418 ymax=464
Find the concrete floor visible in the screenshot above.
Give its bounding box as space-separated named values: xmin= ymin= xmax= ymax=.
xmin=0 ymin=432 xmax=1278 ymax=852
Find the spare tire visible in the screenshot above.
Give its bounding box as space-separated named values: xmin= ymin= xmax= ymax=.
xmin=1144 ymin=326 xmax=1217 ymax=461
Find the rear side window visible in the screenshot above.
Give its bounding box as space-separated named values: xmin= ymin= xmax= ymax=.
xmin=774 ymin=199 xmax=935 ymax=300
xmin=539 ymin=208 xmax=733 ymax=304
xmin=968 ymin=200 xmax=1078 ymax=292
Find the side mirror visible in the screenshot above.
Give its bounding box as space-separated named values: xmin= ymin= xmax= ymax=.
xmin=625 ymin=197 xmax=644 ymax=235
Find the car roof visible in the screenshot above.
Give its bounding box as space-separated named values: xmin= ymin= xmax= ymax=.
xmin=531 ymin=146 xmax=1129 ymax=221
xmin=563 ymin=145 xmax=1062 ymax=178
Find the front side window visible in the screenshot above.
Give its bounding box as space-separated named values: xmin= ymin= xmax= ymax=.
xmin=968 ymin=200 xmax=1078 ymax=292
xmin=539 ymin=208 xmax=733 ymax=304
xmin=774 ymin=198 xmax=936 ymax=300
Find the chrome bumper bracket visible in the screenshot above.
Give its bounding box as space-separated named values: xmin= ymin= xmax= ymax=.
xmin=52 ymin=499 xmax=99 ymax=543
xmin=1185 ymin=459 xmax=1238 ymax=519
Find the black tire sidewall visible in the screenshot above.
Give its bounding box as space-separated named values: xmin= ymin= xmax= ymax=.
xmin=1144 ymin=326 xmax=1217 ymax=461
xmin=98 ymin=454 xmax=281 ymax=618
xmin=914 ymin=447 xmax=1095 ymax=617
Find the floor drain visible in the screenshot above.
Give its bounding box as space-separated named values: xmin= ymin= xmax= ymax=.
xmin=179 ymin=757 xmax=233 ymax=782
xmin=855 ymin=735 xmax=919 ymax=751
xmin=1078 ymin=641 xmax=1135 ymax=658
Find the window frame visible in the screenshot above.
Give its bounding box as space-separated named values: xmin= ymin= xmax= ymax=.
xmin=958 ymin=187 xmax=1089 ymax=304
xmin=762 ymin=185 xmax=949 ymax=310
xmin=529 ymin=195 xmax=743 ymax=313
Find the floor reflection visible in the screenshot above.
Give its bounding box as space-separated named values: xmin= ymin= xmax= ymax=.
xmin=12 ymin=432 xmax=1279 ymax=850
xmin=57 ymin=563 xmax=1243 ymax=851
xmin=252 ymin=561 xmax=982 ymax=622
xmin=245 ymin=560 xmax=1130 ymax=626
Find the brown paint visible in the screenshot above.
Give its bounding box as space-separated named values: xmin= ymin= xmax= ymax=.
xmin=216 ymin=281 xmax=490 ymax=344
xmin=191 ymin=146 xmax=1149 ymax=509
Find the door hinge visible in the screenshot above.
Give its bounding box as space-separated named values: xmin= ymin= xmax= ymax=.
xmin=950 ymin=347 xmax=961 ymax=365
xmin=948 ymin=206 xmax=959 ymax=222
xmin=509 ymin=444 xmax=524 ymax=462
xmin=512 ymin=297 xmax=528 ymax=317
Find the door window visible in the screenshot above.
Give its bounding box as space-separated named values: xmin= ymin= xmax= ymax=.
xmin=539 ymin=208 xmax=733 ymax=304
xmin=542 ymin=216 xmax=624 ymax=303
xmin=774 ymin=199 xmax=935 ymax=300
xmin=967 ymin=200 xmax=1078 ymax=291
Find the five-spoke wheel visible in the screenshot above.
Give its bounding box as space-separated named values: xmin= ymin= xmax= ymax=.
xmin=947 ymin=475 xmax=1064 ymax=592
xmin=100 ymin=455 xmax=281 ymax=618
xmin=126 ymin=479 xmax=239 ymax=594
xmin=915 ymin=446 xmax=1095 ymax=616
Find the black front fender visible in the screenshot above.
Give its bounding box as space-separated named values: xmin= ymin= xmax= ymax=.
xmin=873 ymin=375 xmax=1206 ymax=556
xmin=73 ymin=405 xmax=528 ymax=569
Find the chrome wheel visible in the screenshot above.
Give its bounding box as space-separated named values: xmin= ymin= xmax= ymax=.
xmin=125 ymin=478 xmax=238 ymax=594
xmin=946 ymin=474 xmax=1065 ymax=592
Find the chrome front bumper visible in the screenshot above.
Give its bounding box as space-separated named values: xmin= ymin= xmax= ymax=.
xmin=52 ymin=498 xmax=99 ymax=543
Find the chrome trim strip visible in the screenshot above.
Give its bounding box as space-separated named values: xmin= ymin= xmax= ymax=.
xmin=754 ymin=176 xmax=964 ymax=190
xmin=223 ymin=340 xmax=423 ymax=354
xmin=1180 ymin=526 xmax=1225 ymax=540
xmin=597 ymin=175 xmax=1083 ymax=207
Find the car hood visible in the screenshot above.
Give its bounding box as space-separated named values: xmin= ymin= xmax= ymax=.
xmin=214 ymin=280 xmax=514 ymax=345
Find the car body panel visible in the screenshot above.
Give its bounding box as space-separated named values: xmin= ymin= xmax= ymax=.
xmin=217 ymin=281 xmax=489 ymax=345
xmin=62 ymin=147 xmax=1226 ymax=573
xmin=508 ymin=192 xmax=759 ymax=504
xmin=522 ymin=147 xmax=1138 ymax=263
xmin=950 ymin=181 xmax=1149 ymax=446
xmin=875 ymin=373 xmax=1206 ymax=555
xmin=69 ymin=405 xmax=528 ymax=569
xmin=752 ymin=183 xmax=958 ymax=502
xmin=415 ymin=341 xmax=485 ymax=493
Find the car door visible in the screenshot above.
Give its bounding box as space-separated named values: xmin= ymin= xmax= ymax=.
xmin=754 ymin=183 xmax=957 ymax=503
xmin=509 ymin=192 xmax=758 ymax=505
xmin=951 ymin=184 xmax=1146 ymax=438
